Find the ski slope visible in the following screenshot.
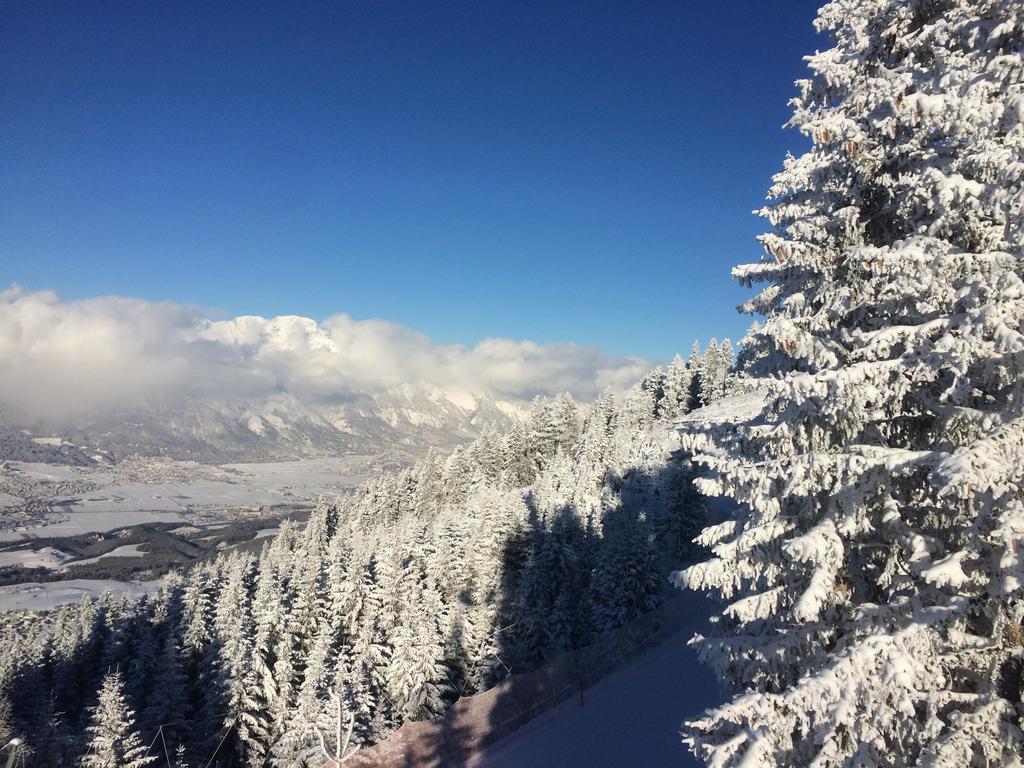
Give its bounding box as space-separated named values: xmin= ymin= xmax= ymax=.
xmin=471 ymin=594 xmax=719 ymax=767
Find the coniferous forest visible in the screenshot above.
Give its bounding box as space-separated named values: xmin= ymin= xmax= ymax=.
xmin=0 ymin=351 xmax=735 ymax=766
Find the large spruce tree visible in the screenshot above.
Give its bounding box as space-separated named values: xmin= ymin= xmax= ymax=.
xmin=676 ymin=1 xmax=1024 ymax=765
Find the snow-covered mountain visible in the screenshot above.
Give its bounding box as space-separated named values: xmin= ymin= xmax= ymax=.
xmin=0 ymin=301 xmax=650 ymax=464
xmin=0 ymin=385 xmax=526 ymax=463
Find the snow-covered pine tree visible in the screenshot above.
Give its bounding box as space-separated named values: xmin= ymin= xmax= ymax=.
xmin=270 ymin=621 xmax=335 ymax=766
xmin=79 ymin=670 xmax=155 ymax=768
xmin=345 ymin=550 xmax=392 ymax=744
xmin=661 ymin=354 xmax=694 ymax=419
xmin=385 ymin=580 xmax=452 ymax=721
xmin=717 ymin=338 xmax=734 ymax=398
xmin=236 ymin=556 xmax=285 ymax=764
xmin=587 ymin=502 xmax=660 ymax=633
xmin=471 ymin=427 xmax=508 ymax=488
xmin=696 ymin=339 xmax=719 ymax=406
xmin=504 ymin=419 xmax=534 ymax=487
xmin=686 ymin=340 xmax=703 ymax=407
xmin=676 ymin=1 xmax=1024 ymax=765
xmin=140 ymin=625 xmax=190 ymax=757
xmin=211 ymin=552 xmax=255 ymax=757
xmin=410 ymin=448 xmax=444 ymax=517
xmin=640 ymin=366 xmax=667 ymax=419
xmin=180 ymin=563 xmax=217 ymax=658
xmin=580 ymin=387 xmax=618 ymax=459
xmin=697 ymin=338 xmax=732 ymax=406
xmin=617 ymin=383 xmax=658 ymax=434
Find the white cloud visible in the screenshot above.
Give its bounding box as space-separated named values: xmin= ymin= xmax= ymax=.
xmin=0 ymin=286 xmax=651 ymax=424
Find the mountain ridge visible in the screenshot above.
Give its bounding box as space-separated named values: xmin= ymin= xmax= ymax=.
xmin=0 ymin=383 xmax=528 ymax=464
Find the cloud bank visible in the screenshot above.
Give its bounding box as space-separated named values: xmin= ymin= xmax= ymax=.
xmin=0 ymin=287 xmax=651 ymax=424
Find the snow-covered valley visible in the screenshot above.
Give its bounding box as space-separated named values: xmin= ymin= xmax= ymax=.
xmin=0 ymin=453 xmax=385 ymax=607
xmin=0 ymin=454 xmax=379 ymax=541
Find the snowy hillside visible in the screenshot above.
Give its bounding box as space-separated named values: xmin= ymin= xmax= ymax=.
xmin=347 ymin=590 xmax=721 ymax=768
xmin=0 ymin=353 xmax=736 ymax=766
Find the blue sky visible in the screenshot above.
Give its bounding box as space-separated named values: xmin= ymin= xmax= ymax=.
xmin=1 ymin=1 xmax=822 ymax=362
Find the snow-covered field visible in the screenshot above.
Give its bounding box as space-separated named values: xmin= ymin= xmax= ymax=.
xmin=60 ymin=543 xmax=147 ymax=568
xmin=6 ymin=462 xmax=84 ymax=482
xmin=0 ymin=546 xmax=72 ymax=569
xmin=0 ymin=455 xmax=378 ymax=541
xmin=0 ymin=578 xmax=163 ymax=611
xmin=6 ymin=510 xmax=187 ymax=540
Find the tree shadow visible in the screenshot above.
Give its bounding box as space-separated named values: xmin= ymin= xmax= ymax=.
xmin=361 ymin=448 xmax=708 ymax=767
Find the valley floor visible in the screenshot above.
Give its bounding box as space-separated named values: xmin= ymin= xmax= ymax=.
xmin=0 ymin=454 xmax=389 ymax=604
xmin=0 ymin=454 xmax=379 ymax=541
xmin=0 ymin=577 xmax=162 ymax=611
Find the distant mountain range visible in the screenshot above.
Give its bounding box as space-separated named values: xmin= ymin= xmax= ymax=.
xmin=0 ymin=385 xmax=526 ymax=464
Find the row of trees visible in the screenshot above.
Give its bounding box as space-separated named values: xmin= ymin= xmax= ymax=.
xmin=0 ymin=344 xmax=734 ymax=767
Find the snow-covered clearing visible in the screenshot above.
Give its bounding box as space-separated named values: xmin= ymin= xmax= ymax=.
xmin=61 ymin=544 xmax=147 ymax=568
xmin=0 ymin=510 xmax=187 ymax=541
xmin=0 ymin=455 xmax=375 ymax=541
xmin=675 ymin=389 xmax=765 ymax=427
xmin=0 ymin=546 xmax=71 ymax=569
xmin=6 ymin=462 xmax=83 ymax=482
xmin=0 ymin=578 xmax=163 ymax=611
xmin=30 ymin=437 xmax=65 ymax=447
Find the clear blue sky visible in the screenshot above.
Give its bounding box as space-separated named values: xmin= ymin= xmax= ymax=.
xmin=1 ymin=1 xmax=822 ymax=361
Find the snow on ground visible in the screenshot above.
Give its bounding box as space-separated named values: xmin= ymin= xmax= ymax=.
xmin=61 ymin=544 xmax=147 ymax=568
xmin=0 ymin=547 xmax=71 ymax=569
xmin=0 ymin=510 xmax=186 ymax=541
xmin=6 ymin=462 xmax=84 ymax=483
xmin=0 ymin=578 xmax=163 ymax=611
xmin=223 ymin=457 xmax=369 ymax=488
xmin=0 ymin=455 xmax=375 ymax=541
xmin=30 ymin=437 xmax=65 ymax=447
xmin=354 ymin=592 xmax=721 ymax=768
xmin=471 ymin=596 xmax=719 ymax=768
xmin=253 ymin=527 xmax=280 ymax=539
xmin=676 ymin=390 xmax=766 ymax=427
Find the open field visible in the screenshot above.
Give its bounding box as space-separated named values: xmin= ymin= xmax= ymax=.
xmin=0 ymin=453 xmax=383 ymax=541
xmin=0 ymin=453 xmax=388 ymax=606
